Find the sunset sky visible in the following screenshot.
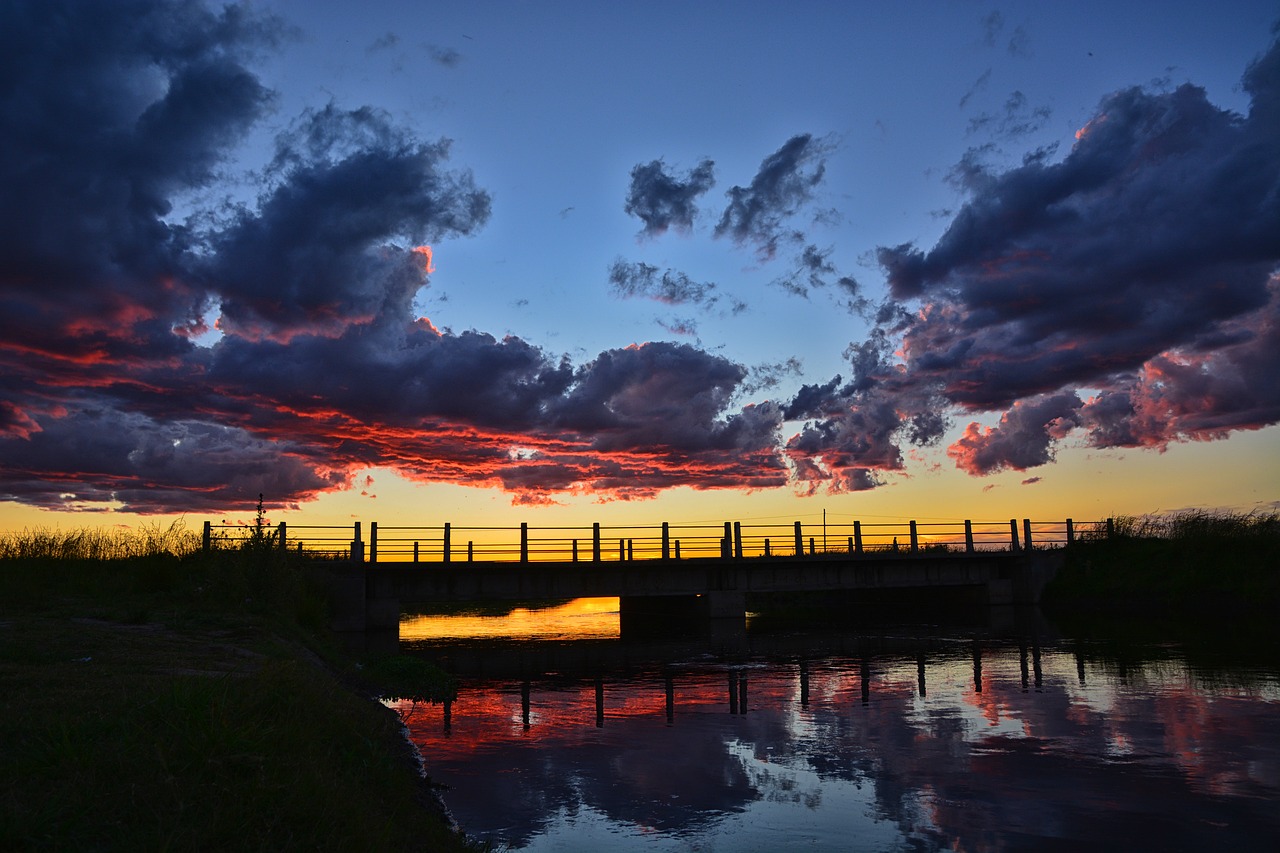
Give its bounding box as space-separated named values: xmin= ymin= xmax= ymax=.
xmin=2 ymin=0 xmax=1278 ymax=535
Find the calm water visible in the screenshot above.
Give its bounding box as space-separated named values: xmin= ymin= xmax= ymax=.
xmin=395 ymin=600 xmax=1280 ymax=851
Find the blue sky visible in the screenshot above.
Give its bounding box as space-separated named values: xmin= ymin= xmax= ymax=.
xmin=0 ymin=0 xmax=1277 ymax=526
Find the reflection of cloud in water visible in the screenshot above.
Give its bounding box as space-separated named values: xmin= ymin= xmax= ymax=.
xmin=400 ymin=641 xmax=1280 ymax=850
xmin=400 ymin=597 xmax=620 ymax=641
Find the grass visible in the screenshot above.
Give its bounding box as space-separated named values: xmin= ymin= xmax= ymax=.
xmin=1042 ymin=510 xmax=1280 ymax=616
xmin=0 ymin=521 xmax=476 ymax=852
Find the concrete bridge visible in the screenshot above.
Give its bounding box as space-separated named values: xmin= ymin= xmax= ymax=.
xmin=328 ymin=548 xmax=1066 ymax=653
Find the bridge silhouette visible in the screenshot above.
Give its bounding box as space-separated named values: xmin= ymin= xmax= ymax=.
xmin=202 ymin=515 xmax=1096 ymax=653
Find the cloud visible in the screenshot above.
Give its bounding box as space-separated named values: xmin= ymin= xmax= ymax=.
xmin=427 ymin=44 xmax=463 ymax=68
xmin=0 ymin=0 xmax=787 ymax=513
xmin=0 ymin=409 xmax=341 ymax=513
xmin=783 ymin=38 xmax=1280 ymax=492
xmin=742 ymin=359 xmax=804 ymax=396
xmin=966 ymin=91 xmax=1052 ymax=139
xmin=959 ymin=69 xmax=993 ymax=110
xmin=878 ymin=40 xmax=1280 ymax=418
xmin=624 ymin=159 xmax=715 ymax=238
xmin=947 ymin=392 xmax=1082 ymax=475
xmin=981 ymin=11 xmax=1004 ymax=47
xmin=207 ymin=104 xmax=491 ymax=340
xmin=367 ymin=32 xmax=398 ymax=53
xmin=2 ymin=3 xmax=1277 ymax=512
xmin=0 ymin=0 xmax=279 ymax=363
xmin=826 ymin=37 xmax=1280 ymax=485
xmin=608 ymin=260 xmax=721 ymax=309
xmin=771 ymin=245 xmax=868 ymax=314
xmin=715 ymin=134 xmax=832 ymax=260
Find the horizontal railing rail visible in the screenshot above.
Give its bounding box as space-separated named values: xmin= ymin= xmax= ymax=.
xmin=201 ymin=517 xmax=1115 ymax=564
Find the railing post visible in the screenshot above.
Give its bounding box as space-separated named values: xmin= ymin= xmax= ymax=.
xmin=351 ymin=522 xmax=364 ymax=564
xmin=443 ymin=523 xmax=451 ymax=562
xmin=277 ymin=522 xmax=286 ymax=551
xmin=964 ymin=520 xmax=974 ymax=553
xmin=794 ymin=521 xmax=803 ymax=557
xmin=1106 ymin=517 xmax=1116 ymax=539
xmin=467 ymin=541 xmax=474 ymax=561
xmin=413 ymin=541 xmax=419 ymax=562
xmin=662 ymin=522 xmax=670 ymax=560
xmin=847 ymin=537 xmax=853 ymax=553
xmin=1023 ymin=519 xmax=1034 ymax=552
xmin=733 ymin=522 xmax=743 ymax=559
xmin=1009 ymin=519 xmax=1020 ymax=552
xmin=593 ymin=523 xmax=601 ymax=563
xmin=909 ymin=520 xmax=919 ymax=554
xmin=627 ymin=539 xmax=633 ymax=561
xmin=370 ymin=522 xmax=378 ymax=563
xmin=572 ymin=539 xmax=579 ymax=562
xmin=765 ymin=538 xmax=772 ymax=557
xmin=723 ymin=522 xmax=732 ymax=559
xmin=675 ymin=540 xmax=681 ymax=560
xmin=853 ymin=520 xmax=862 ymax=554
xmin=1066 ymin=518 xmax=1075 ymax=546
xmin=619 ymin=538 xmax=625 ymax=561
xmin=809 ymin=537 xmax=815 ymax=556
xmin=520 ymin=522 xmax=528 ymax=563
xmin=202 ymin=520 xmax=211 ymax=552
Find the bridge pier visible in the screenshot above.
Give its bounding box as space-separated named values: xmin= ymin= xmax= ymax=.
xmin=325 ymin=562 xmax=400 ymax=655
xmin=704 ymin=589 xmax=746 ymax=619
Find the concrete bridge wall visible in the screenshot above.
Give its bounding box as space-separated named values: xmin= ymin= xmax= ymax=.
xmin=328 ymin=549 xmax=1065 ymax=651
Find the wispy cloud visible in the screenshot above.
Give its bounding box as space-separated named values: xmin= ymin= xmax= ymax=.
xmin=715 ymin=134 xmax=833 ymax=261
xmin=624 ymin=158 xmax=715 ymax=238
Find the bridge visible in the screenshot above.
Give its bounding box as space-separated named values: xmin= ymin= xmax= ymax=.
xmin=202 ymin=515 xmax=1097 ymax=653
xmin=199 ymin=516 xmax=1097 ymax=651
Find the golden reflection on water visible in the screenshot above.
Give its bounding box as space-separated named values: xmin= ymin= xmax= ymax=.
xmin=399 ymin=596 xmax=621 ymax=641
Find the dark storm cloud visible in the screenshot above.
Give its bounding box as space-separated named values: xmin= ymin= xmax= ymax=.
xmin=948 ymin=392 xmax=1082 ymax=475
xmin=0 ymin=408 xmax=339 ymax=513
xmin=0 ymin=0 xmax=785 ymax=513
xmin=0 ymin=0 xmax=278 ymax=360
xmin=878 ymin=39 xmax=1280 ymax=417
xmin=624 ymin=158 xmax=716 ymax=238
xmin=208 ymin=104 xmax=491 ymax=339
xmin=552 ymin=343 xmax=784 ymax=459
xmin=715 ymin=134 xmax=831 ymax=260
xmin=798 ymin=37 xmax=1280 ymax=488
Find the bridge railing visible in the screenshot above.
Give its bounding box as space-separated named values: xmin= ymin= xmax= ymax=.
xmin=200 ymin=517 xmax=1112 ymax=563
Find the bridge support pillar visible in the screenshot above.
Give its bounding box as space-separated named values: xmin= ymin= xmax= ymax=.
xmin=326 ymin=563 xmax=399 ymax=656
xmin=704 ymin=589 xmax=746 ymax=620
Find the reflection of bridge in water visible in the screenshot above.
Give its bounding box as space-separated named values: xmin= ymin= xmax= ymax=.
xmin=406 ymin=619 xmax=1081 ymax=731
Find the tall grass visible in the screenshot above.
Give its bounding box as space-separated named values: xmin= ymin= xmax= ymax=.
xmin=1046 ymin=509 xmax=1280 ymax=616
xmin=1090 ymin=509 xmax=1280 ymax=542
xmin=0 ymin=518 xmax=201 ymax=561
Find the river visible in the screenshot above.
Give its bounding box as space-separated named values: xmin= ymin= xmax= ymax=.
xmin=393 ymin=598 xmax=1280 ymax=851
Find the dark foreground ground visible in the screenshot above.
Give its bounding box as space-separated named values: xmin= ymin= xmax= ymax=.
xmin=0 ymin=550 xmax=473 ymax=852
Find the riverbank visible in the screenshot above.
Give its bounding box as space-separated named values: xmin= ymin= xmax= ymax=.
xmin=0 ymin=543 xmax=474 ymax=851
xmin=1041 ymin=511 xmax=1280 ymax=621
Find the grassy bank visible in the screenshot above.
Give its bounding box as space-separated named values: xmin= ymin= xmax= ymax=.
xmin=1042 ymin=511 xmax=1280 ymax=618
xmin=1 ymin=523 xmax=472 ymax=851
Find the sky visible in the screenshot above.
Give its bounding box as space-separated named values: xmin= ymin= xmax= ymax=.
xmin=1 ymin=0 xmax=1278 ymax=534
